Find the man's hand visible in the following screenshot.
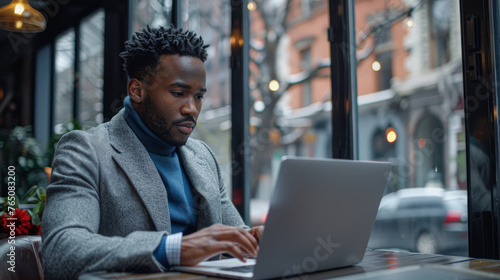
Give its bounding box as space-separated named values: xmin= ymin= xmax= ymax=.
xmin=248 ymin=225 xmax=264 ymax=243
xmin=180 ymin=224 xmax=259 ymax=266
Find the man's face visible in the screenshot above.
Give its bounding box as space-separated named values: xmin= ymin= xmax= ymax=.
xmin=134 ymin=54 xmax=206 ymax=146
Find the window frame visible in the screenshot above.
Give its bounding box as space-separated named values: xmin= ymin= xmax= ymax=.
xmin=460 ymin=0 xmax=500 ymax=258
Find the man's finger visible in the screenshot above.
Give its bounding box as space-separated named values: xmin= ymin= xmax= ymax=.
xmin=249 ymin=225 xmax=264 ymax=243
xmin=212 ymin=241 xmax=247 ymax=262
xmin=213 ymin=229 xmax=258 ymax=257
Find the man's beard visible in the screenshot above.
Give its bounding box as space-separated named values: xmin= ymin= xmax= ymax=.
xmin=142 ymin=95 xmax=195 ymax=147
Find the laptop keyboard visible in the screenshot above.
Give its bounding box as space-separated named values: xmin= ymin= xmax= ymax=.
xmin=220 ymin=265 xmax=255 ymax=273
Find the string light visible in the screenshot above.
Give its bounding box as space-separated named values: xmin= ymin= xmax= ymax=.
xmin=269 ymin=80 xmax=280 ymax=91
xmin=404 ymin=17 xmax=414 ymax=28
xmin=254 ymin=100 xmax=265 ymax=112
xmin=247 ymin=1 xmax=256 ymax=11
xmin=386 ymin=127 xmax=397 ymax=143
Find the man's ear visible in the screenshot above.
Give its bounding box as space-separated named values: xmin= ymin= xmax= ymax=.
xmin=128 ymin=78 xmax=145 ymax=104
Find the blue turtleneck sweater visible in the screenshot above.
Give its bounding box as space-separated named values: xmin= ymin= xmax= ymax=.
xmin=123 ymin=96 xmax=197 ymax=267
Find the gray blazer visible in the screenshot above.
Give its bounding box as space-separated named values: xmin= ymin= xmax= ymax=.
xmin=41 ymin=109 xmax=245 ymax=280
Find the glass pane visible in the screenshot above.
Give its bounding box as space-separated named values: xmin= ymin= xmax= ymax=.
xmin=355 ymin=0 xmax=468 ymax=256
xmin=248 ymin=0 xmax=331 ymax=226
xmin=181 ymin=0 xmax=232 ymax=193
xmin=130 ymin=0 xmax=172 ymax=33
xmin=79 ymin=10 xmax=105 ymax=128
xmin=54 ymin=29 xmax=75 ymax=134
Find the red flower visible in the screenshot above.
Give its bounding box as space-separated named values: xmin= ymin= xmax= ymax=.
xmin=2 ymin=208 xmax=33 ymax=236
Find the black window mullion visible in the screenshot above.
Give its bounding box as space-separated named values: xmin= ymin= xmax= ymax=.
xmin=328 ymin=0 xmax=357 ymax=160
xmin=102 ymin=0 xmax=128 ymax=122
xmin=230 ymin=0 xmax=250 ymax=225
xmin=172 ymin=0 xmax=183 ymax=28
xmin=460 ymin=0 xmax=499 ymax=259
xmin=49 ymin=43 xmax=55 ymax=136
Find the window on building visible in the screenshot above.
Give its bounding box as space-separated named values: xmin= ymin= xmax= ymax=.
xmin=301 ymin=48 xmax=312 ymax=106
xmin=301 ymin=0 xmax=311 ymax=18
xmin=429 ymin=0 xmax=451 ymax=67
xmin=374 ymin=26 xmax=393 ymax=90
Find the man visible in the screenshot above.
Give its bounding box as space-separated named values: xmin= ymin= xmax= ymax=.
xmin=41 ymin=26 xmax=263 ymax=280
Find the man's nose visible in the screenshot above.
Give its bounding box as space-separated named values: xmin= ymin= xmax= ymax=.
xmin=181 ymin=98 xmax=199 ymax=116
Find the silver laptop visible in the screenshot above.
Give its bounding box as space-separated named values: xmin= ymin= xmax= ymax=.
xmin=173 ymin=157 xmax=392 ymax=279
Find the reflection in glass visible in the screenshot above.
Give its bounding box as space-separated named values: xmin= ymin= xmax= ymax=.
xmin=248 ymin=0 xmax=331 ymax=226
xmin=54 ymin=30 xmax=75 ymax=134
xmin=79 ymin=10 xmax=105 ymax=128
xmin=355 ymin=0 xmax=468 ymax=255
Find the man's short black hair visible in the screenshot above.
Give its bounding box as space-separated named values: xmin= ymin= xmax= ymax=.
xmin=120 ymin=25 xmax=209 ymax=81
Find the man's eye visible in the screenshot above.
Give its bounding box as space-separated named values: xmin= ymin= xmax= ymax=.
xmin=171 ymin=91 xmax=183 ymax=96
xmin=195 ymin=95 xmax=204 ymax=100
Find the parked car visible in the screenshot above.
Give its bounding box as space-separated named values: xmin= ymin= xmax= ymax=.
xmin=368 ymin=188 xmax=468 ymax=255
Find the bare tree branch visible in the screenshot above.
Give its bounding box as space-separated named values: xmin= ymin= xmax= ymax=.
xmin=357 ymin=0 xmax=426 ymax=48
xmin=356 ymin=39 xmax=375 ymax=64
xmin=250 ymin=58 xmax=264 ymax=73
xmin=250 ymin=39 xmax=265 ymax=52
xmin=254 ymin=0 xmax=271 ymax=33
xmin=280 ymin=0 xmax=293 ymax=33
xmin=284 ymin=58 xmax=331 ymax=91
xmin=280 ymin=128 xmax=305 ymax=145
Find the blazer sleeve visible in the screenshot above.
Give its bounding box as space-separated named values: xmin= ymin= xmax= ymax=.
xmin=199 ymin=141 xmax=249 ymax=230
xmin=41 ymin=131 xmax=166 ymax=280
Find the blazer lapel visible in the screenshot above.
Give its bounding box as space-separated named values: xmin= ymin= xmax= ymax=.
xmin=108 ymin=110 xmax=171 ymax=233
xmin=178 ymin=143 xmax=219 ymax=230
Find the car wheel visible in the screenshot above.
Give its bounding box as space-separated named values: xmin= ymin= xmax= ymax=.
xmin=416 ymin=232 xmax=437 ymax=254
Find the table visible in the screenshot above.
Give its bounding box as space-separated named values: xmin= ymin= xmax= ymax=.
xmin=79 ymin=250 xmax=500 ymax=279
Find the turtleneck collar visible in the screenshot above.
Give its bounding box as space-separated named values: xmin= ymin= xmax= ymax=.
xmin=123 ymin=96 xmax=176 ymax=157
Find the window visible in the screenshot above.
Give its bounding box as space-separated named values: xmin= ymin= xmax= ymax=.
xmin=374 ymin=27 xmax=393 ymax=90
xmin=301 ymin=0 xmax=311 ymax=18
xmin=52 ymin=10 xmax=105 ymax=133
xmin=53 ymin=29 xmax=75 ymax=133
xmin=300 ymin=47 xmax=312 ymax=106
xmin=355 ymin=0 xmax=467 ymax=256
xmin=79 ymin=11 xmax=105 ymax=127
xmin=248 ymin=0 xmax=331 ymax=226
xmin=429 ymin=0 xmax=452 ymax=67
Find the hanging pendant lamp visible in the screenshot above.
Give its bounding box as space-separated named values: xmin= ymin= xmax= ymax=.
xmin=0 ymin=0 xmax=46 ymax=33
